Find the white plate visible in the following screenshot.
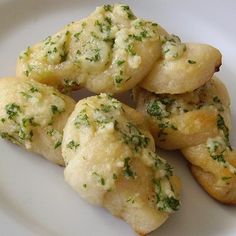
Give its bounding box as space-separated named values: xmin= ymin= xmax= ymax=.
xmin=0 ymin=0 xmax=235 ymax=235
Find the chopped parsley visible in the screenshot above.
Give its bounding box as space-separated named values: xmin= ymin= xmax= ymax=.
xmin=126 ymin=44 xmax=136 ymax=56
xmin=123 ymin=157 xmax=136 ymax=179
xmin=47 ymin=129 xmax=55 ymax=136
xmin=207 ymin=139 xmax=226 ymax=163
xmin=19 ymin=46 xmax=31 ymax=60
xmin=113 ymin=70 xmax=126 ymax=86
xmin=85 ymin=48 xmax=101 ymax=62
xmin=95 ymin=116 xmax=112 ymax=128
xmin=129 ymin=30 xmax=150 ymax=41
xmin=164 ymin=48 xmax=170 ymax=54
xmin=90 ymin=31 xmax=99 ymax=39
xmin=147 ymin=100 xmax=170 ymax=120
xmin=116 ymin=60 xmax=125 ymax=66
xmin=62 ymin=79 xmax=80 ymax=93
xmin=74 ymin=109 xmax=90 ymax=128
xmin=159 ymin=97 xmax=175 ymax=106
xmin=0 ymin=132 xmax=19 ymax=144
xmin=112 ymin=173 xmax=118 ymax=180
xmin=213 ymin=96 xmax=221 ymax=103
xmin=100 ymin=104 xmax=111 ymax=113
xmin=105 ymin=17 xmax=112 ymax=25
xmin=66 ymin=140 xmax=80 ymax=150
xmin=74 ymin=31 xmax=82 ymax=41
xmin=92 ymin=172 xmax=106 ymax=186
xmin=24 ymin=64 xmax=34 ymax=77
xmin=217 ymin=114 xmax=231 ymax=149
xmin=81 ymin=22 xmax=87 ymax=28
xmin=188 ymin=59 xmax=196 ymax=64
xmin=122 ymin=122 xmax=149 ymax=152
xmin=158 ymin=121 xmax=173 ymax=142
xmin=222 ymin=176 xmax=232 ymax=181
xmin=126 ymin=197 xmax=135 ymax=204
xmin=121 ymin=5 xmax=136 ymax=20
xmin=51 ymin=105 xmax=63 ymax=115
xmin=30 ymin=86 xmax=39 ymax=93
xmin=94 ymin=20 xmax=111 ymax=33
xmin=100 ymin=178 xmax=106 ymax=186
xmin=18 ymin=128 xmax=33 ymax=141
xmin=155 ymin=180 xmax=180 ymax=212
xmin=5 ymin=103 xmax=21 ymax=119
xmin=171 ymin=124 xmax=178 ymax=130
xmin=21 ymin=86 xmax=39 ymax=99
xmin=103 ymin=4 xmax=113 ymax=12
xmin=158 ymin=131 xmax=167 ymax=141
xmin=160 ymin=196 xmax=180 ymax=211
xmin=22 ymin=117 xmax=37 ymax=127
xmin=20 ymin=92 xmax=32 ymax=99
xmin=54 ymin=141 xmax=62 ymax=149
xmin=24 ymin=68 xmax=30 ymax=77
xmin=114 ymin=75 xmax=123 ymax=85
xmin=151 ymin=153 xmax=173 ymax=176
xmin=212 ymin=96 xmax=224 ymax=112
xmin=60 ymin=42 xmax=68 ymax=62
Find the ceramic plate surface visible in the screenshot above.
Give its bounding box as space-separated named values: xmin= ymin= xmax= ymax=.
xmin=0 ymin=0 xmax=235 ymax=235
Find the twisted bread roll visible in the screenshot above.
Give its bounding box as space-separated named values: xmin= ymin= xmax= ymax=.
xmin=62 ymin=94 xmax=181 ymax=234
xmin=182 ymin=90 xmax=236 ymax=204
xmin=134 ymin=77 xmax=236 ymax=204
xmin=0 ymin=77 xmax=75 ymax=165
xmin=16 ymin=4 xmax=163 ymax=94
xmin=182 ymin=138 xmax=236 ymax=204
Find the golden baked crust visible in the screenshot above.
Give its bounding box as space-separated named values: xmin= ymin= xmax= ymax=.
xmin=179 ymin=76 xmax=236 ymax=204
xmin=134 ymin=77 xmax=230 ymax=149
xmin=185 ymin=151 xmax=236 ymax=205
xmin=140 ymin=43 xmax=222 ymax=94
xmin=190 ymin=164 xmax=236 ymax=205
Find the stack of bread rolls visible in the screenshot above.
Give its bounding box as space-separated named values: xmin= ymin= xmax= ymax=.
xmin=0 ymin=3 xmax=235 ymax=236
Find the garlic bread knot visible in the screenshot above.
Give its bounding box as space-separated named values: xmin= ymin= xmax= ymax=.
xmin=62 ymin=94 xmax=181 ymax=234
xmin=17 ymin=4 xmax=162 ymax=94
xmin=0 ymin=77 xmax=75 ymax=165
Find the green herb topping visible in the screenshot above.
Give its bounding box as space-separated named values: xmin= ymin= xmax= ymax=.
xmin=54 ymin=141 xmax=62 ymax=149
xmin=121 ymin=5 xmax=136 ymax=20
xmin=51 ymin=105 xmax=63 ymax=115
xmin=188 ymin=60 xmax=196 ymax=64
xmin=116 ymin=60 xmax=125 ymax=66
xmin=85 ymin=48 xmax=101 ymax=62
xmin=147 ymin=100 xmax=170 ymax=120
xmin=103 ymin=5 xmax=113 ymax=12
xmin=74 ymin=109 xmax=90 ymax=128
xmin=123 ymin=157 xmax=136 ymax=179
xmin=5 ymin=103 xmax=21 ymax=119
xmin=154 ymin=180 xmax=180 ymax=212
xmin=66 ymin=140 xmax=80 ymax=150
xmin=92 ymin=172 xmax=106 ymax=186
xmin=207 ymin=139 xmax=226 ymax=163
xmin=122 ymin=122 xmax=149 ymax=152
xmin=217 ymin=114 xmax=231 ymax=149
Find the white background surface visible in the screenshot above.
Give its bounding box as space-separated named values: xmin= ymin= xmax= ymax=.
xmin=0 ymin=0 xmax=235 ymax=235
